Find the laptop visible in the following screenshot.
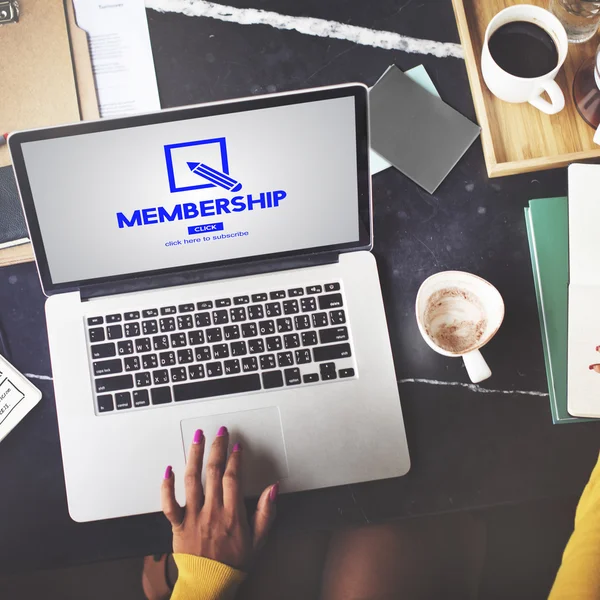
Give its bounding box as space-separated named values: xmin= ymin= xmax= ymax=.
xmin=9 ymin=84 xmax=410 ymax=522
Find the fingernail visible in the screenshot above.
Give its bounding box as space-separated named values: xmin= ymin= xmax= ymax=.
xmin=217 ymin=426 xmax=228 ymax=437
xmin=193 ymin=429 xmax=203 ymax=444
xmin=232 ymin=442 xmax=241 ymax=452
xmin=164 ymin=465 xmax=172 ymax=480
xmin=269 ymin=482 xmax=279 ymax=503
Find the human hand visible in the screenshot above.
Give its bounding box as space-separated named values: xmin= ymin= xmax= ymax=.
xmin=161 ymin=426 xmax=278 ymax=570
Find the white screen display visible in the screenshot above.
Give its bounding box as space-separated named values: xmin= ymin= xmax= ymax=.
xmin=21 ymin=96 xmax=360 ymax=284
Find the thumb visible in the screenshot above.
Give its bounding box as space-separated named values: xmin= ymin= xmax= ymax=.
xmin=252 ymin=482 xmax=278 ymax=551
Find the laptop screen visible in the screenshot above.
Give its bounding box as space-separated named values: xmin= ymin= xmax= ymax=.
xmin=11 ymin=86 xmax=370 ymax=293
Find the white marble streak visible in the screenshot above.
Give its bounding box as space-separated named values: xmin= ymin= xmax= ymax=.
xmin=399 ymin=378 xmax=549 ymax=397
xmin=145 ymin=0 xmax=464 ymax=59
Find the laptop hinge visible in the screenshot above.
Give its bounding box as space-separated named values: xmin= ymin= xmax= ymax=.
xmin=80 ymin=252 xmax=340 ymax=301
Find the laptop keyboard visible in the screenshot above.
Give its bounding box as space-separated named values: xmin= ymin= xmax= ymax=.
xmin=86 ymin=282 xmax=356 ymax=414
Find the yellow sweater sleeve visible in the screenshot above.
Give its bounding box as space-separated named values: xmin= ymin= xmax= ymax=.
xmin=549 ymin=454 xmax=600 ymax=599
xmin=171 ymin=554 xmax=246 ymax=600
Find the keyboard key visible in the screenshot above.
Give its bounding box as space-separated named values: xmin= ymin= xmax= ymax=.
xmin=195 ymin=312 xmax=211 ymax=327
xmin=242 ymin=356 xmax=259 ymax=372
xmin=135 ymin=338 xmax=152 ymax=353
xmin=107 ymin=325 xmax=123 ymax=340
xmin=106 ymin=314 xmax=122 ymax=323
xmin=284 ymin=368 xmax=301 ymax=385
xmin=170 ymin=367 xmax=187 ymax=382
xmin=260 ymin=354 xmax=276 ymax=370
xmin=281 ymin=332 xmax=299 ymax=349
xmin=159 ymin=351 xmax=176 ymax=366
xmin=213 ymin=344 xmax=229 ymax=359
xmin=312 ymin=313 xmax=328 ymax=328
xmin=142 ymin=354 xmax=158 ymax=369
xmin=276 ymin=318 xmax=293 ymax=333
xmin=230 ymin=341 xmax=247 ymax=356
xmin=288 ymin=288 xmax=304 ymax=297
xmin=124 ymin=322 xmax=140 ymax=338
xmin=270 ymin=290 xmax=286 ymax=300
xmin=153 ymin=369 xmax=169 ymax=385
xmin=251 ymin=293 xmax=268 ymax=302
xmin=161 ymin=306 xmax=176 ymax=315
xmin=135 ymin=372 xmax=151 ymax=387
xmin=194 ymin=346 xmax=211 ymax=362
xmin=249 ymin=339 xmax=265 ymax=354
xmin=318 ymin=293 xmax=343 ymax=310
xmin=160 ymin=317 xmax=176 ymax=332
xmin=174 ymin=374 xmax=261 ymax=402
xmin=294 ymin=315 xmax=311 ymax=330
xmin=97 ymin=394 xmax=114 ymax=412
xmin=188 ymin=364 xmax=205 ymax=380
xmin=301 ymin=331 xmax=318 ymax=346
xmin=224 ymin=325 xmax=240 ymax=340
xmin=88 ymin=316 xmax=103 ymax=326
xmin=314 ymin=343 xmax=351 ymax=362
xmin=230 ymin=307 xmax=247 ymax=322
xmin=170 ymin=333 xmax=187 ymax=348
xmin=259 ymin=320 xmax=275 ymax=335
xmin=224 ymin=359 xmax=241 ymax=375
xmin=117 ymin=340 xmax=134 ymax=355
xmin=320 ymin=362 xmax=337 ymax=381
xmin=339 ymin=368 xmax=355 ymax=378
xmin=303 ymin=373 xmax=319 ymax=384
xmin=153 ymin=335 xmax=169 ymax=350
xmin=266 ymin=336 xmax=282 ymax=351
xmin=142 ymin=309 xmax=158 ymax=318
xmin=178 ymin=303 xmax=195 ymax=313
xmin=213 ymin=310 xmax=229 ymax=325
xmin=96 ymin=374 xmax=134 ymax=393
xmin=124 ymin=356 xmax=140 ymax=371
xmin=133 ymin=389 xmax=150 ymax=407
xmin=277 ymin=352 xmax=293 ymax=367
xmin=234 ymin=295 xmax=250 ymax=305
xmin=206 ymin=362 xmax=223 ymax=377
xmin=306 ymin=285 xmax=322 ymax=295
xmin=319 ymin=326 xmax=349 ymax=344
xmin=188 ymin=330 xmax=205 ymax=345
xmin=325 ymin=282 xmax=341 ymax=292
xmin=330 ymin=310 xmax=346 ymax=325
xmin=248 ymin=305 xmax=264 ymax=320
xmin=206 ymin=328 xmax=223 ymax=343
xmin=125 ymin=311 xmax=140 ymax=321
xmin=295 ymin=349 xmax=312 ymax=364
xmin=265 ymin=302 xmax=281 ymax=317
xmin=115 ymin=392 xmax=132 ymax=410
xmin=283 ymin=300 xmax=299 ymax=315
xmin=177 ymin=348 xmax=194 ymax=364
xmin=197 ymin=301 xmax=213 ymax=310
xmin=216 ymin=298 xmax=232 ymax=307
xmin=301 ymin=298 xmax=317 ymax=312
xmin=262 ymin=370 xmax=284 ymax=389
xmin=91 ymin=342 xmax=116 ymax=359
xmin=142 ymin=320 xmax=158 ymax=335
xmin=151 ymin=386 xmax=172 ymax=405
xmin=177 ymin=315 xmax=194 ymax=330
xmin=93 ymin=359 xmax=122 ymax=376
xmin=89 ymin=327 xmax=105 ymax=343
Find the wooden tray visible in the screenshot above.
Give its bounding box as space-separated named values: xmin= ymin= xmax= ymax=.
xmin=452 ymin=0 xmax=600 ymax=177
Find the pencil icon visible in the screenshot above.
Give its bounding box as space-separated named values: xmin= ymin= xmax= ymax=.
xmin=187 ymin=162 xmax=242 ymax=192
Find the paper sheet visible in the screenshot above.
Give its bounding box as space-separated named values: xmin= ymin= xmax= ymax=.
xmin=73 ymin=0 xmax=160 ymax=118
xmin=370 ymin=65 xmax=440 ymax=176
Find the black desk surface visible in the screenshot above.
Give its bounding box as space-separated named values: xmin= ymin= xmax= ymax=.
xmin=2 ymin=0 xmax=600 ymax=573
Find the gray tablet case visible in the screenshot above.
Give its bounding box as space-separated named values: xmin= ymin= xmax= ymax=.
xmin=0 ymin=166 xmax=28 ymax=246
xmin=370 ymin=66 xmax=480 ymax=193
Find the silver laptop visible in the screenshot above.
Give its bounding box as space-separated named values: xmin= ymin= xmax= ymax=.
xmin=9 ymin=84 xmax=410 ymax=522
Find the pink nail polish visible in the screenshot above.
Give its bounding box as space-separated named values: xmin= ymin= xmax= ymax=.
xmin=217 ymin=426 xmax=228 ymax=437
xmin=193 ymin=429 xmax=203 ymax=444
xmin=232 ymin=442 xmax=241 ymax=452
xmin=269 ymin=482 xmax=279 ymax=502
xmin=164 ymin=465 xmax=172 ymax=480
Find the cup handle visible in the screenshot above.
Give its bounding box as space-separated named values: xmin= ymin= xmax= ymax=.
xmin=528 ymin=80 xmax=565 ymax=115
xmin=462 ymin=349 xmax=492 ymax=384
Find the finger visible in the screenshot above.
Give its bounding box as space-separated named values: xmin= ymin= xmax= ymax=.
xmin=252 ymin=482 xmax=278 ymax=551
xmin=223 ymin=441 xmax=244 ymax=510
xmin=161 ymin=465 xmax=184 ymax=528
xmin=205 ymin=426 xmax=229 ymax=507
xmin=184 ymin=429 xmax=206 ymax=511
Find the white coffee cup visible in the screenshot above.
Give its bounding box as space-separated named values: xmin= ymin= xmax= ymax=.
xmin=415 ymin=271 xmax=505 ymax=384
xmin=481 ymin=5 xmax=568 ymax=115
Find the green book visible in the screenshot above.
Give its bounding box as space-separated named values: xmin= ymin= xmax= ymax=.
xmin=525 ymin=197 xmax=590 ymax=424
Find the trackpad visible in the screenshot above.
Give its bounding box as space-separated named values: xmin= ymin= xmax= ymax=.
xmin=181 ymin=407 xmax=289 ymax=497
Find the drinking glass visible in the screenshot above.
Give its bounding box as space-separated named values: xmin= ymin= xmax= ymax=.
xmin=549 ymin=0 xmax=600 ymax=43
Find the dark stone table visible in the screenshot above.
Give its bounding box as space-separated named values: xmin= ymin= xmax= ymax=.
xmin=1 ymin=0 xmax=599 ymax=572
